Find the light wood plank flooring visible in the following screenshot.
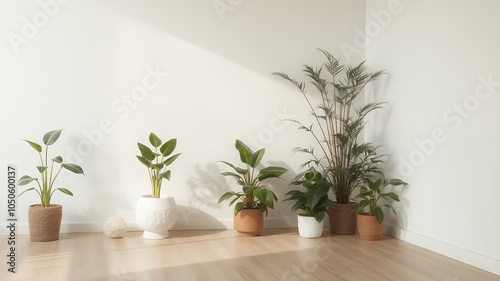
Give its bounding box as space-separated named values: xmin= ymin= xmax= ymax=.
xmin=1 ymin=229 xmax=499 ymax=281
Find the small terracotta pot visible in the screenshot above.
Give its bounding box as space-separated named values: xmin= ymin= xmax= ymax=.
xmin=356 ymin=212 xmax=384 ymax=241
xmin=234 ymin=209 xmax=264 ymax=237
xmin=328 ymin=202 xmax=358 ymax=234
xmin=28 ymin=204 xmax=62 ymax=242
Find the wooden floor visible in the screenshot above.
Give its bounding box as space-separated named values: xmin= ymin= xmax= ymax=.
xmin=1 ymin=229 xmax=498 ymax=281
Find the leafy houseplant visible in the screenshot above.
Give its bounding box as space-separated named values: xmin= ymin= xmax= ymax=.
xmin=284 ymin=166 xmax=333 ymax=223
xmin=355 ymin=178 xmax=408 ymax=241
xmin=218 ymin=139 xmax=287 ymax=236
xmin=136 ymin=132 xmax=181 ymax=198
xmin=135 ymin=132 xmax=181 ymax=239
xmin=284 ymin=166 xmax=334 ymax=238
xmin=18 ymin=129 xmax=85 ymax=242
xmin=273 ymin=49 xmax=385 ymax=234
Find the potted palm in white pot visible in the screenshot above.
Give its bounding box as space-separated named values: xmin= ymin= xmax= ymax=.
xmin=18 ymin=129 xmax=85 ymax=242
xmin=135 ymin=132 xmax=181 ymax=239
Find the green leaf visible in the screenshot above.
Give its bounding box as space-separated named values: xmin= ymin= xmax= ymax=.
xmin=258 ymin=166 xmax=288 ymax=181
xmin=43 ymin=129 xmax=63 ymax=146
xmin=52 ymin=156 xmax=63 ymax=163
xmin=160 ymin=138 xmax=177 ymax=157
xmin=149 ymin=132 xmax=162 ymax=148
xmin=36 ymin=166 xmax=47 ymax=173
xmin=387 ymin=178 xmax=408 ymax=186
xmin=19 ymin=187 xmax=36 ymax=197
xmin=136 ymin=155 xmax=152 ymax=168
xmin=314 ymin=212 xmax=325 ymax=223
xmin=19 ymin=175 xmax=37 ymax=186
xmin=249 ymin=148 xmax=265 ymax=168
xmin=163 ymin=153 xmax=181 ymax=166
xmin=218 ymin=191 xmax=238 ymax=203
xmin=235 ymin=139 xmax=252 ymax=165
xmin=234 ymin=202 xmax=244 ymax=215
xmin=137 ymin=143 xmax=155 ymax=161
xmin=220 ymin=171 xmax=243 ymax=181
xmin=160 ymin=170 xmax=171 ymax=180
xmin=61 ymin=163 xmax=84 ymax=175
xmin=380 ymin=192 xmax=400 ymax=202
xmin=151 ymin=163 xmax=164 ymax=170
xmin=373 ymin=207 xmax=384 ymax=224
xmin=23 ymin=140 xmax=42 ymax=153
xmin=56 ymin=188 xmax=73 ymax=196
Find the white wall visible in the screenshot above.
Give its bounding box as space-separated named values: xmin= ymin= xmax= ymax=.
xmin=0 ymin=0 xmax=365 ymax=232
xmin=366 ymin=0 xmax=500 ymax=275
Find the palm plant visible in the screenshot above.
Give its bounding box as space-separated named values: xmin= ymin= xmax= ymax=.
xmin=136 ymin=132 xmax=181 ymax=198
xmin=18 ymin=130 xmax=85 ymax=207
xmin=273 ymin=49 xmax=385 ymax=204
xmin=218 ymin=139 xmax=288 ymax=216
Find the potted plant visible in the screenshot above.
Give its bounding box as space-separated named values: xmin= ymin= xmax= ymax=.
xmin=18 ymin=129 xmax=85 ymax=242
xmin=355 ymin=178 xmax=407 ymax=241
xmin=284 ymin=166 xmax=334 ymax=238
xmin=273 ymin=49 xmax=385 ymax=234
xmin=135 ymin=132 xmax=181 ymax=239
xmin=218 ymin=139 xmax=288 ymax=236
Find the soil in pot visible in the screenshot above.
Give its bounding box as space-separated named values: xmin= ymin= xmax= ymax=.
xmin=234 ymin=209 xmax=263 ymax=237
xmin=356 ymin=212 xmax=384 ymax=241
xmin=28 ymin=204 xmax=62 ymax=242
xmin=328 ymin=202 xmax=357 ymax=235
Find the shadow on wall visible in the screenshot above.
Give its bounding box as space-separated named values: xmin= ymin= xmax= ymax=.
xmin=101 ymin=0 xmax=364 ymax=75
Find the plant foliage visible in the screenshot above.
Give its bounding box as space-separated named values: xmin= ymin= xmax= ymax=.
xmin=218 ymin=139 xmax=288 ymax=216
xmin=284 ymin=166 xmax=334 ymax=223
xmin=273 ymin=49 xmax=385 ymax=204
xmin=355 ymin=178 xmax=407 ymax=224
xmin=19 ymin=129 xmax=85 ymax=207
xmin=136 ymin=132 xmax=181 ymax=198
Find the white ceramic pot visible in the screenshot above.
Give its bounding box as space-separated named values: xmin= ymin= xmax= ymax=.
xmin=135 ymin=195 xmax=178 ymax=239
xmin=297 ymin=214 xmax=324 ymax=238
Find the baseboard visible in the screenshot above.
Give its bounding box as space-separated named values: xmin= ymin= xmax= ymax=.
xmin=385 ymin=224 xmax=500 ymax=276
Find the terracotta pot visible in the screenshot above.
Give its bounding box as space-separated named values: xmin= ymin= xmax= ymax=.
xmin=234 ymin=209 xmax=264 ymax=237
xmin=356 ymin=212 xmax=384 ymax=241
xmin=328 ymin=202 xmax=357 ymax=234
xmin=135 ymin=195 xmax=178 ymax=239
xmin=28 ymin=204 xmax=62 ymax=242
xmin=297 ymin=214 xmax=324 ymax=238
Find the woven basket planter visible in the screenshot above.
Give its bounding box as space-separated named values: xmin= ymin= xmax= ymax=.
xmin=328 ymin=202 xmax=358 ymax=235
xmin=28 ymin=204 xmax=62 ymax=242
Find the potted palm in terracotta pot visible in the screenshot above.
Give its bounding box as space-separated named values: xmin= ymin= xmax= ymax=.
xmin=218 ymin=139 xmax=288 ymax=236
xmin=284 ymin=166 xmax=333 ymax=238
xmin=274 ymin=49 xmax=385 ymax=234
xmin=135 ymin=132 xmax=181 ymax=239
xmin=19 ymin=129 xmax=85 ymax=242
xmin=355 ymin=177 xmax=407 ymax=241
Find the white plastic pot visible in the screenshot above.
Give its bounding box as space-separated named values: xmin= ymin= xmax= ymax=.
xmin=297 ymin=214 xmax=324 ymax=238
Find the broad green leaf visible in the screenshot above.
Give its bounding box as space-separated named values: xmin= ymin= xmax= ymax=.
xmin=43 ymin=129 xmax=62 ymax=146
xmin=52 ymin=156 xmax=63 ymax=163
xmin=160 ymin=138 xmax=177 ymax=157
xmin=62 ymin=163 xmax=84 ymax=175
xmin=373 ymin=207 xmax=384 ymax=224
xmin=149 ymin=132 xmax=162 ymax=148
xmin=242 ymin=185 xmax=257 ymax=194
xmin=249 ymin=148 xmax=265 ymax=168
xmin=218 ymin=191 xmax=238 ymax=203
xmin=19 ymin=187 xmax=36 ymax=197
xmin=136 ymin=155 xmax=152 ymax=168
xmin=163 ymin=153 xmax=181 ymax=166
xmin=235 ymin=139 xmax=252 ymax=165
xmin=387 ymin=178 xmax=408 ymax=186
xmin=19 ymin=175 xmax=37 ymax=186
xmin=160 ymin=170 xmax=171 ymax=180
xmin=56 ymin=188 xmax=73 ymax=196
xmin=380 ymin=192 xmax=400 ymax=202
xmin=137 ymin=143 xmax=155 ymax=161
xmin=258 ymin=166 xmax=288 ymax=181
xmin=234 ymin=202 xmax=244 ymax=215
xmin=314 ymin=212 xmax=325 ymax=223
xmin=151 ymin=163 xmax=164 ymax=170
xmin=36 ymin=166 xmax=47 ymax=173
xmin=220 ymin=171 xmax=243 ymax=181
xmin=23 ymin=140 xmax=42 ymax=153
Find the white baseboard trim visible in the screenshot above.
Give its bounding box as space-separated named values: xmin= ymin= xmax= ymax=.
xmin=385 ymin=224 xmax=500 ymax=276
